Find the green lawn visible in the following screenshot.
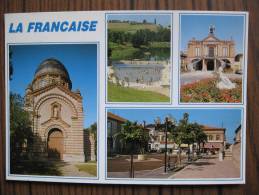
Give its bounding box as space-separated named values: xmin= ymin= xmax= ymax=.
xmin=76 ymin=162 xmax=97 ymax=176
xmin=109 ymin=42 xmax=140 ymax=60
xmin=150 ymin=41 xmax=170 ymax=48
xmin=108 ymin=82 xmax=170 ymax=102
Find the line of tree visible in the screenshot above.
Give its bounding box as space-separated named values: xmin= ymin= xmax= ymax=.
xmin=108 ymin=26 xmax=170 ymax=48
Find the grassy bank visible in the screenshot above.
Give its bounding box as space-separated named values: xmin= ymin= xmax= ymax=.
xmin=109 ymin=42 xmax=170 ymax=61
xmin=108 ymin=82 xmax=170 ymax=102
xmin=76 ymin=162 xmax=97 ymax=176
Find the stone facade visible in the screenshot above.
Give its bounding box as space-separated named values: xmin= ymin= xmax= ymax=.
xmin=181 ymin=25 xmax=242 ymax=73
xmin=24 ymin=58 xmax=85 ymax=162
xmin=232 ymin=125 xmax=241 ymax=168
xmin=107 ymin=112 xmax=127 ymax=155
xmin=201 ymin=125 xmax=226 ymax=152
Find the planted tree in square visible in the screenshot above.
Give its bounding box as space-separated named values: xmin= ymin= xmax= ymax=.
xmin=115 ymin=120 xmax=149 ymax=178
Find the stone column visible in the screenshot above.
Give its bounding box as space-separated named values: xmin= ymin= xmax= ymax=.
xmin=202 ymin=59 xmax=207 ymax=71
xmin=214 ymin=59 xmax=217 ymax=71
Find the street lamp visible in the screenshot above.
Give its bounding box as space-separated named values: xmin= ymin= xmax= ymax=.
xmin=155 ymin=115 xmax=176 ymax=173
xmin=164 ymin=117 xmax=168 ymax=173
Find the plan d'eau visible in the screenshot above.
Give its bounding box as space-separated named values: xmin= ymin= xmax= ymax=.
xmin=9 ymin=22 xmax=23 ymax=33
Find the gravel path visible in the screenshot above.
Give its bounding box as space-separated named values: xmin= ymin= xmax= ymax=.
xmin=181 ymin=72 xmax=242 ymax=85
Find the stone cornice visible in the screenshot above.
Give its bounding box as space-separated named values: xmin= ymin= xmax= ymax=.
xmin=31 ymin=84 xmax=82 ymax=101
xmin=41 ymin=118 xmax=71 ymax=128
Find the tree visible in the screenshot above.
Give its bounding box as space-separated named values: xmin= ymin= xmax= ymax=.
xmin=192 ymin=123 xmax=207 ymax=154
xmin=172 ymin=113 xmax=190 ymax=165
xmin=85 ymin=122 xmax=97 ymax=161
xmin=115 ymin=120 xmax=148 ymax=178
xmin=10 ymin=93 xmax=33 ymax=163
xmin=9 ymin=49 xmax=13 ymax=80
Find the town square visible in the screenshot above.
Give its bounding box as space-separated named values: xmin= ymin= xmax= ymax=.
xmin=107 ymin=109 xmax=242 ymax=179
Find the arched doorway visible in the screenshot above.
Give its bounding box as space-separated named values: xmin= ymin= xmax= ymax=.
xmin=222 ymin=59 xmax=231 ymax=71
xmin=47 ymin=128 xmax=64 ymax=160
xmin=207 ymin=60 xmax=214 ymax=71
xmin=192 ymin=59 xmax=202 ymax=71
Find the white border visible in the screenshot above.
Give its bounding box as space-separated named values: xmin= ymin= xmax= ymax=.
xmin=4 ymin=10 xmax=248 ymax=185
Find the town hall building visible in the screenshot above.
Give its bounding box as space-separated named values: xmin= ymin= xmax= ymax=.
xmin=181 ymin=25 xmax=243 ymax=73
xmin=24 ymin=58 xmax=87 ymax=162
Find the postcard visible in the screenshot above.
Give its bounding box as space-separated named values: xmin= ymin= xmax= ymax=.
xmin=5 ymin=11 xmax=248 ymax=185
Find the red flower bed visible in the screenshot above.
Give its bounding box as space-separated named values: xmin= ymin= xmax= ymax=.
xmin=180 ymin=78 xmax=242 ymax=103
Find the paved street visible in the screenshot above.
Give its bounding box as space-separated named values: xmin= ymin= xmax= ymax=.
xmin=170 ymin=156 xmax=240 ymax=179
xmin=181 ymin=71 xmax=242 ymax=85
xmin=108 ymin=155 xmax=240 ymax=179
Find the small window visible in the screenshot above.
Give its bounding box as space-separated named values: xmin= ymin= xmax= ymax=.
xmin=216 ymin=134 xmax=220 ymax=140
xmin=209 ymin=135 xmax=213 ymax=140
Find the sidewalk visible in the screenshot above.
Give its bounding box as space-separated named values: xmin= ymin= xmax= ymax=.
xmin=108 ymin=166 xmax=171 ymax=178
xmin=170 ymin=156 xmax=240 ymax=179
xmin=108 ymin=156 xmax=240 ymax=179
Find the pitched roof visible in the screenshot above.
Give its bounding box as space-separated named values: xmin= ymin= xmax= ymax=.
xmin=107 ymin=112 xmax=127 ymax=123
xmin=202 ymin=125 xmax=225 ymax=131
xmin=202 ymin=34 xmax=221 ymax=42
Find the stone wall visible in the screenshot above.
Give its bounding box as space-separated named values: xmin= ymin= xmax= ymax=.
xmin=84 ymin=131 xmax=96 ymax=161
xmin=232 ymin=142 xmax=241 ymax=169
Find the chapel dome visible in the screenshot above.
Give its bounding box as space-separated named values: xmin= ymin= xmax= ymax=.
xmin=35 ymin=58 xmax=70 ymax=78
xmin=33 ymin=58 xmax=72 ymax=90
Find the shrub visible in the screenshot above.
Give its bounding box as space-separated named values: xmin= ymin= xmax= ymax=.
xmin=180 ymin=78 xmax=242 ymax=103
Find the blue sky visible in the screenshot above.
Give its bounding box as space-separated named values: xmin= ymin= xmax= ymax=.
xmin=108 ymin=14 xmax=171 ymax=27
xmin=10 ymin=44 xmax=97 ymax=128
xmin=108 ymin=108 xmax=242 ymax=143
xmin=181 ymin=14 xmax=245 ymax=53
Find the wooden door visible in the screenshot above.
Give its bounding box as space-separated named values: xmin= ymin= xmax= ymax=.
xmin=47 ymin=129 xmax=64 ymax=160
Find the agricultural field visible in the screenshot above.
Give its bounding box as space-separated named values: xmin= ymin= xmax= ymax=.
xmin=108 ymin=22 xmax=159 ymax=33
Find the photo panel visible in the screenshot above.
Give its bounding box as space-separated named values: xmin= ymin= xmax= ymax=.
xmin=179 ymin=14 xmax=246 ymax=104
xmin=8 ymin=43 xmax=98 ymax=179
xmin=106 ymin=108 xmax=244 ymax=182
xmin=106 ymin=13 xmax=172 ymax=104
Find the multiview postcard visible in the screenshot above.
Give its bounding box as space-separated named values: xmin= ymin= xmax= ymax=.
xmin=4 ymin=11 xmax=248 ymax=185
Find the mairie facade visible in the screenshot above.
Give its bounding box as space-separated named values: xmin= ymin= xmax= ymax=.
xmin=181 ymin=25 xmax=243 ymax=73
xmin=24 ymin=58 xmax=86 ymax=162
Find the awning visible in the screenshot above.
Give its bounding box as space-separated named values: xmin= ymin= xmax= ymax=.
xmin=203 ymin=142 xmax=222 ymax=149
